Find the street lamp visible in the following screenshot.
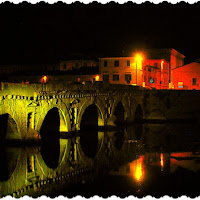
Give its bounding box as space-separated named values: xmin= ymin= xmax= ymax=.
xmin=135 ymin=54 xmax=143 ymax=85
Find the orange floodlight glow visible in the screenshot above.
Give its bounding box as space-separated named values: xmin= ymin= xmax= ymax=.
xmin=160 ymin=153 xmax=164 ymax=170
xmin=95 ymin=75 xmax=100 ymax=81
xmin=41 ymin=76 xmax=48 ymax=83
xmin=161 ymin=60 xmax=164 ymax=70
xmin=135 ymin=54 xmax=143 ymax=62
xmin=135 ymin=54 xmax=143 ymax=70
xmin=130 ymin=156 xmax=144 ymax=182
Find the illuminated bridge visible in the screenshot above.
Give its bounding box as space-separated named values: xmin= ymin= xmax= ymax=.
xmin=0 ymin=81 xmax=200 ymax=142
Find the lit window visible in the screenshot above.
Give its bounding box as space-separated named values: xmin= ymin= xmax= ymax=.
xmin=104 ymin=61 xmax=107 ymax=67
xmin=114 ymin=60 xmax=119 ymax=67
xmin=113 ymin=74 xmax=119 ymax=81
xmin=178 ymin=82 xmax=183 ymax=88
xmin=127 ymin=60 xmax=130 ymax=67
xmin=193 ymin=78 xmax=197 ymax=85
xmin=103 ymin=74 xmax=109 ymax=81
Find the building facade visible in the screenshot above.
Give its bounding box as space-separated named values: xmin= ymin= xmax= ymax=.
xmin=172 ymin=62 xmax=200 ymax=90
xmin=99 ymin=48 xmax=185 ymax=89
xmin=0 ymin=64 xmax=59 ymax=75
xmin=59 ymin=60 xmax=98 ymax=71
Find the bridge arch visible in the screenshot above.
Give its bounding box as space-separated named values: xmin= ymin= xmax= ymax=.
xmin=35 ymin=103 xmax=71 ymax=169
xmin=36 ymin=101 xmax=71 ymax=134
xmin=0 ymin=113 xmax=21 ymax=141
xmin=110 ymin=95 xmax=130 ymax=125
xmin=134 ymin=104 xmax=144 ymax=122
xmin=77 ymin=98 xmax=105 ymax=130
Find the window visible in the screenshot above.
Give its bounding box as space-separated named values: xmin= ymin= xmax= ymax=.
xmin=178 ymin=82 xmax=183 ymax=88
xmin=103 ymin=74 xmax=109 ymax=81
xmin=193 ymin=78 xmax=197 ymax=85
xmin=113 ymin=74 xmax=119 ymax=81
xmin=114 ymin=60 xmax=119 ymax=67
xmin=127 ymin=60 xmax=130 ymax=67
xmin=125 ymin=74 xmax=132 ymax=81
xmin=148 ymin=67 xmax=151 ymax=72
xmin=104 ymin=61 xmax=107 ymax=67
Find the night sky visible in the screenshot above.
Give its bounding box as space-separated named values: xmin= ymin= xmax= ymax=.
xmin=0 ymin=2 xmax=200 ymax=65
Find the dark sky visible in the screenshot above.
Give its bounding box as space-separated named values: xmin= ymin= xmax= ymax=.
xmin=0 ymin=2 xmax=200 ymax=65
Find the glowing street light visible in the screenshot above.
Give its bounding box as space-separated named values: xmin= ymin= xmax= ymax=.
xmin=41 ymin=76 xmax=48 ymax=83
xmin=95 ymin=75 xmax=100 ymax=81
xmin=135 ymin=54 xmax=143 ymax=63
xmin=134 ymin=54 xmax=143 ymax=85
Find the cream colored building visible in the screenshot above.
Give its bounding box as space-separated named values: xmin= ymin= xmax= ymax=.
xmin=99 ymin=57 xmax=143 ymax=86
xmin=60 ymin=60 xmax=98 ymax=71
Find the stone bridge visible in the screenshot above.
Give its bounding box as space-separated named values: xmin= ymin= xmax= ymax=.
xmin=0 ymin=81 xmax=200 ymax=142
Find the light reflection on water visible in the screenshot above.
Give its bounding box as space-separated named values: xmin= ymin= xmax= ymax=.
xmin=1 ymin=123 xmax=200 ymax=197
xmin=130 ymin=156 xmax=145 ymax=183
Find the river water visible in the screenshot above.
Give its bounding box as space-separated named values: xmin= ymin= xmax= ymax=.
xmin=1 ymin=122 xmax=200 ymax=198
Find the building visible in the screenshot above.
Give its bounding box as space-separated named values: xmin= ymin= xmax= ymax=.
xmin=59 ymin=59 xmax=98 ymax=71
xmin=0 ymin=63 xmax=59 ymax=75
xmin=171 ymin=62 xmax=200 ymax=90
xmin=99 ymin=48 xmax=185 ymax=89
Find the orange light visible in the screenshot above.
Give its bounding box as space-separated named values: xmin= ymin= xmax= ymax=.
xmin=160 ymin=153 xmax=164 ymax=170
xmin=95 ymin=75 xmax=100 ymax=81
xmin=130 ymin=156 xmax=144 ymax=182
xmin=161 ymin=60 xmax=164 ymax=70
xmin=135 ymin=54 xmax=143 ymax=61
xmin=135 ymin=54 xmax=143 ymax=71
xmin=41 ymin=76 xmax=47 ymax=83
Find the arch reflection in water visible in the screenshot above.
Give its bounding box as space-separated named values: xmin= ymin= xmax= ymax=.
xmin=114 ymin=102 xmax=125 ymax=125
xmin=0 ymin=146 xmax=20 ymax=182
xmin=40 ymin=107 xmax=60 ymax=169
xmin=80 ymin=131 xmax=104 ymax=158
xmin=113 ymin=130 xmax=125 ymax=151
xmin=133 ymin=123 xmax=143 ymax=140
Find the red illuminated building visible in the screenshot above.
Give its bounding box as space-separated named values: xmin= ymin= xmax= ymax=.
xmin=172 ymin=61 xmax=200 ymax=90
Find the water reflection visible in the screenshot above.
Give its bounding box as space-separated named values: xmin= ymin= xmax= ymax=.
xmin=80 ymin=131 xmax=104 ymax=158
xmin=40 ymin=135 xmax=60 ymax=169
xmin=0 ymin=146 xmax=20 ymax=182
xmin=160 ymin=153 xmax=164 ymax=171
xmin=113 ymin=130 xmax=125 ymax=151
xmin=1 ymin=123 xmax=200 ymax=197
xmin=130 ymin=156 xmax=145 ymax=183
